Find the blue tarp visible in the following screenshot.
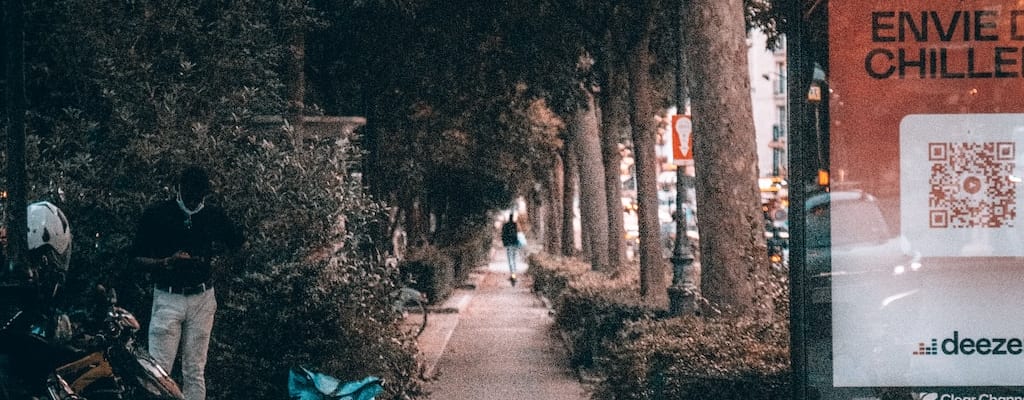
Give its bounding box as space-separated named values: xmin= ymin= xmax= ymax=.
xmin=288 ymin=367 xmax=384 ymax=400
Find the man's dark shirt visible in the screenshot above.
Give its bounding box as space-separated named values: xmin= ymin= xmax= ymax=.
xmin=132 ymin=199 xmax=243 ymax=288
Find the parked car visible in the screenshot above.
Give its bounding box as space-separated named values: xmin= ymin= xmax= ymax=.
xmin=805 ymin=190 xmax=929 ymax=386
xmin=806 ymin=190 xmax=922 ymax=335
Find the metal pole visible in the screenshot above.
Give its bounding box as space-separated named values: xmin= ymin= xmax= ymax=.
xmin=667 ymin=0 xmax=697 ymax=316
xmin=786 ymin=0 xmax=813 ymax=397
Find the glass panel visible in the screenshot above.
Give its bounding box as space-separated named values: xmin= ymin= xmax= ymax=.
xmin=814 ymin=1 xmax=1024 ymax=398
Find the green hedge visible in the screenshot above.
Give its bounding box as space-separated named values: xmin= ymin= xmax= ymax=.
xmin=528 ymin=252 xmax=590 ymax=309
xmin=596 ymin=317 xmax=789 ymax=400
xmin=528 ymin=252 xmax=791 ymax=400
xmin=211 ymin=256 xmax=422 ymax=399
xmin=399 ymin=245 xmax=454 ymax=304
xmin=435 ymin=217 xmax=493 ymax=285
xmin=528 ymin=253 xmax=656 ymax=369
xmin=557 ymin=287 xmax=654 ymax=369
xmin=399 ymin=220 xmax=492 ymax=304
xmin=442 ymin=229 xmax=491 ymax=285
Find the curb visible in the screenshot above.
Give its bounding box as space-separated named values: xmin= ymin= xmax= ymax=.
xmin=418 ymin=266 xmax=487 ymax=379
xmin=428 ymin=269 xmax=486 ymax=314
xmin=535 ymin=291 xmax=604 ymax=387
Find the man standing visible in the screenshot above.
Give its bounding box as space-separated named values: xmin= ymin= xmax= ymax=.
xmin=132 ymin=165 xmax=243 ymax=400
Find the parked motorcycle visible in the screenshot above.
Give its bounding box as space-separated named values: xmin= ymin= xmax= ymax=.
xmin=0 ymin=286 xmax=184 ymax=400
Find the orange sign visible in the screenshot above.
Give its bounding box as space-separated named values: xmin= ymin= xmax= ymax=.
xmin=671 ymin=114 xmax=693 ymax=165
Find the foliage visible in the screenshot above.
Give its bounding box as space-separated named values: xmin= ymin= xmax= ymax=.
xmin=747 ymin=0 xmax=829 ymax=68
xmin=527 ymin=252 xmax=591 ymax=309
xmin=212 ymin=255 xmax=422 ymax=399
xmin=3 ymin=1 xmax=424 ymax=398
xmin=595 ymin=316 xmax=790 ymax=400
xmin=557 ymin=286 xmax=655 ymax=369
xmin=527 ymin=253 xmax=657 ymax=369
xmin=745 ymin=0 xmax=785 ymax=50
xmin=307 ymin=1 xmax=573 ymax=242
xmin=208 ymin=132 xmax=425 ymax=399
xmin=435 ymin=215 xmax=493 ymax=284
xmin=531 ymin=251 xmax=790 ymax=399
xmin=398 ymin=245 xmax=454 ymax=305
xmin=394 ymin=216 xmax=492 ymax=307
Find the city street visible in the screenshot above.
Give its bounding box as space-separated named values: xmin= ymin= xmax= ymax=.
xmin=417 ymin=246 xmax=589 ymax=400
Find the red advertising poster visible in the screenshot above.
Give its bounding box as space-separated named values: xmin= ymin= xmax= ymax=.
xmin=829 ymin=0 xmax=1024 ymax=390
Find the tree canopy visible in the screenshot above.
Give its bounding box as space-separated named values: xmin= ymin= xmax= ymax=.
xmin=1 ymin=3 xmax=806 ymax=395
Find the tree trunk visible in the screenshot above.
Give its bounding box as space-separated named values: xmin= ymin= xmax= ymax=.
xmin=546 ymin=155 xmax=564 ymax=254
xmin=599 ymin=50 xmax=630 ymax=274
xmin=626 ymin=3 xmax=668 ymax=306
xmin=572 ymin=88 xmax=610 ymax=271
xmin=404 ymin=197 xmax=430 ymax=247
xmin=561 ymin=142 xmax=579 ymax=257
xmin=527 ymin=186 xmax=543 ymax=242
xmin=683 ymin=0 xmax=769 ymax=316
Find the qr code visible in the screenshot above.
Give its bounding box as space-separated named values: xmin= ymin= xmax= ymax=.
xmin=928 ymin=142 xmax=1016 ymax=228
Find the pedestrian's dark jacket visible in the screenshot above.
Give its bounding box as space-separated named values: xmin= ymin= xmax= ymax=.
xmin=501 ymin=221 xmax=518 ymax=247
xmin=131 ymin=199 xmax=243 ymax=288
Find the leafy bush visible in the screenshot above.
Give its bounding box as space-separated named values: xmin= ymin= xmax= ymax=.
xmin=595 ymin=317 xmax=790 ymax=400
xmin=395 ymin=218 xmax=491 ymax=305
xmin=528 ymin=252 xmax=590 ymax=309
xmin=211 ymin=256 xmax=421 ymax=399
xmin=437 ymin=218 xmax=493 ymax=284
xmin=399 ymin=245 xmax=454 ymax=305
xmin=530 ymin=252 xmax=791 ymax=399
xmin=556 ymin=287 xmax=654 ymax=369
xmin=205 ymin=129 xmax=424 ymax=399
xmin=2 ymin=4 xmax=425 ymax=397
xmin=527 ymin=252 xmax=656 ymax=369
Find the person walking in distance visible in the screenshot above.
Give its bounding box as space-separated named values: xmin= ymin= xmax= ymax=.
xmin=132 ymin=165 xmax=243 ymax=400
xmin=500 ymin=213 xmax=520 ymax=286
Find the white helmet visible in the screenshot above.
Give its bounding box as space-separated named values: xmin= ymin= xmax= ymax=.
xmin=26 ymin=201 xmax=72 ymax=272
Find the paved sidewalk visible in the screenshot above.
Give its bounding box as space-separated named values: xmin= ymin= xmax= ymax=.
xmin=418 ymin=246 xmax=589 ymax=400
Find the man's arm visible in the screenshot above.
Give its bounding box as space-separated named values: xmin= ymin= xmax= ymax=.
xmin=131 ymin=206 xmax=173 ymax=272
xmin=135 ymin=256 xmax=168 ymax=271
xmin=135 ymin=251 xmax=196 ymax=272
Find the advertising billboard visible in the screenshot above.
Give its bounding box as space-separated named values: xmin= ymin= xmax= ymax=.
xmin=825 ymin=0 xmax=1024 ymax=396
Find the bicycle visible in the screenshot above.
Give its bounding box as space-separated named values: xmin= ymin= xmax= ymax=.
xmin=385 ymin=257 xmax=428 ymax=339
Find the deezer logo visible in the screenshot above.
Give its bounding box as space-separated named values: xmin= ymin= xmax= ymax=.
xmin=914 ymin=331 xmax=1024 ymax=356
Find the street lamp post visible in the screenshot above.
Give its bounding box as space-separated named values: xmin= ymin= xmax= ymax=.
xmin=667 ymin=0 xmax=697 ymax=316
xmin=668 ymin=168 xmax=697 ymax=315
